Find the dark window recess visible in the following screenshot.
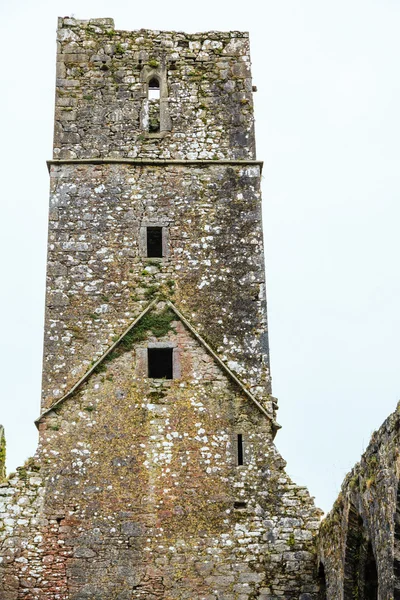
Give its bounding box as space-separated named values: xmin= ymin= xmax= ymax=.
xmin=344 ymin=505 xmax=378 ymax=600
xmin=364 ymin=542 xmax=378 ymax=600
xmin=147 ymin=227 xmax=163 ymax=257
xmin=237 ymin=433 xmax=244 ymax=466
xmin=148 ymin=348 xmax=173 ymax=379
xmin=344 ymin=506 xmax=364 ymax=600
xmin=233 ymin=501 xmax=247 ymax=510
xmin=318 ymin=563 xmax=327 ymax=600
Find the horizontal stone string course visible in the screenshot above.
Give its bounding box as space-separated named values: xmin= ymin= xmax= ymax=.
xmin=47 ymin=159 xmax=264 ymax=167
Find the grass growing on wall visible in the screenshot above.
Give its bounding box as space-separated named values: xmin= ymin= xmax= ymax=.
xmin=93 ymin=307 xmax=176 ymax=374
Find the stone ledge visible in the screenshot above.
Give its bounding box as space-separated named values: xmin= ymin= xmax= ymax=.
xmin=47 ymin=158 xmax=264 ymax=172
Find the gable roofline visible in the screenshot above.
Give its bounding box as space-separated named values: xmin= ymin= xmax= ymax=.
xmin=35 ymin=298 xmax=158 ymax=426
xmin=165 ymin=301 xmax=278 ymax=427
xmin=35 ymin=299 xmax=280 ymax=434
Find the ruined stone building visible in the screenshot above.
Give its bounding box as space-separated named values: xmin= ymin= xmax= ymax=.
xmin=0 ymin=16 xmax=399 ymax=600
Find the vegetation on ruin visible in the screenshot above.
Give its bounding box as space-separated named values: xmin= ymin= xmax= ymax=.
xmin=93 ymin=307 xmax=175 ymax=374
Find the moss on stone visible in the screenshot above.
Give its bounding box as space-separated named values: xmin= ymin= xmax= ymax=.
xmin=114 ymin=42 xmax=125 ymax=55
xmin=93 ymin=307 xmax=175 ymax=374
xmin=122 ymin=307 xmax=175 ymax=345
xmin=144 ymin=284 xmax=159 ymax=299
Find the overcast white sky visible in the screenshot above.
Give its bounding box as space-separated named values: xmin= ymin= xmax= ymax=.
xmin=1 ymin=0 xmax=399 ymax=514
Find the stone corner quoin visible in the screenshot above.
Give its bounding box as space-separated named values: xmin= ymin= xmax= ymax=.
xmin=2 ymin=15 xmax=397 ymax=600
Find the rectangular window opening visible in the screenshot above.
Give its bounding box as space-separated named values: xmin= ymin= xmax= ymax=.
xmin=147 ymin=227 xmax=163 ymax=258
xmin=237 ymin=433 xmax=244 ymax=466
xmin=148 ymin=348 xmax=173 ymax=379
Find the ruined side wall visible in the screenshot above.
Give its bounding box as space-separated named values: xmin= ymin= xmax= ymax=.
xmin=42 ymin=163 xmax=269 ymax=412
xmin=55 ymin=18 xmax=255 ymax=160
xmin=0 ymin=466 xmax=46 ymax=600
xmin=319 ymin=403 xmax=400 ymax=599
xmin=1 ymin=309 xmax=321 ymax=600
xmin=0 ymin=426 xmax=5 ymax=482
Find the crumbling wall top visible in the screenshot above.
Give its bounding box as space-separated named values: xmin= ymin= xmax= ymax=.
xmin=57 ymin=17 xmax=249 ymax=38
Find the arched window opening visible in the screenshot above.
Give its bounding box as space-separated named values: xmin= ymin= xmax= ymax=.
xmin=364 ymin=541 xmax=378 ymax=600
xmin=140 ymin=69 xmax=171 ymax=134
xmin=318 ymin=562 xmax=327 ymax=600
xmin=148 ymin=77 xmax=160 ymax=100
xmin=147 ymin=77 xmax=160 ymax=133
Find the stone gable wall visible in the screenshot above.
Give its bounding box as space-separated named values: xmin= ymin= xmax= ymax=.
xmin=42 ymin=163 xmax=269 ymax=413
xmin=1 ymin=310 xmax=321 ymax=599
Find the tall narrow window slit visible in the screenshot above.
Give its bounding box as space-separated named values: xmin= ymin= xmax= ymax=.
xmin=148 ymin=78 xmax=161 ymax=132
xmin=237 ymin=433 xmax=244 ymax=466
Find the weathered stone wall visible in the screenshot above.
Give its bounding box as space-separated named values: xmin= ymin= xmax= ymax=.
xmin=318 ymin=402 xmax=400 ymax=600
xmin=1 ymin=303 xmax=321 ymax=599
xmin=0 ymin=427 xmax=5 ymax=483
xmin=55 ymin=18 xmax=255 ymax=160
xmin=0 ymin=464 xmax=45 ymax=599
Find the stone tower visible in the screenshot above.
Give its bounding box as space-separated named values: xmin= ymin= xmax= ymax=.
xmin=41 ymin=17 xmax=271 ymax=417
xmin=0 ymin=18 xmax=322 ymax=600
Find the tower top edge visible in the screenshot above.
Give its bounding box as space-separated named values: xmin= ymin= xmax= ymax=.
xmin=57 ymin=17 xmax=249 ymax=38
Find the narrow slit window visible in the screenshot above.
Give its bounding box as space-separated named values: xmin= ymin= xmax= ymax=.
xmin=148 ymin=78 xmax=160 ymax=132
xmin=148 ymin=348 xmax=173 ymax=379
xmin=237 ymin=433 xmax=244 ymax=466
xmin=148 ymin=77 xmax=160 ymax=100
xmin=147 ymin=227 xmax=163 ymax=257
